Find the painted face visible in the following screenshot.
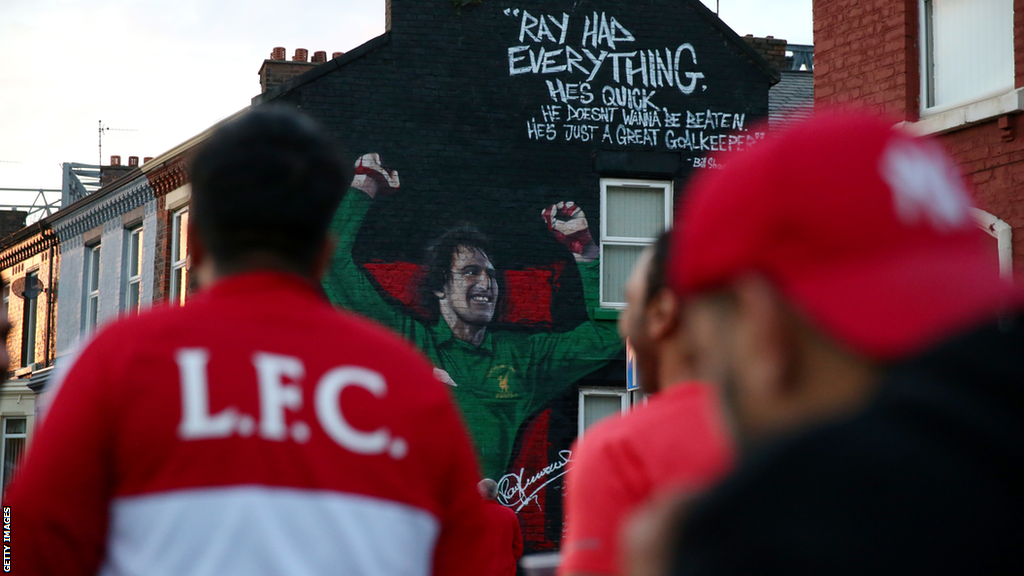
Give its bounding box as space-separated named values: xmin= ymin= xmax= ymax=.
xmin=442 ymin=246 xmax=498 ymax=327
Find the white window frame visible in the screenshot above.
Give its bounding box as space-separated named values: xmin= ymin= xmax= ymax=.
xmin=599 ymin=178 xmax=673 ymax=308
xmin=1 ymin=416 xmax=27 ymax=491
xmin=971 ymin=208 xmax=1014 ymax=281
xmin=919 ymin=0 xmax=1015 ymax=115
xmin=170 ymin=207 xmax=189 ymax=305
xmin=124 ymin=227 xmax=143 ymax=314
xmin=578 ymin=387 xmax=629 ymax=442
xmin=84 ymin=244 xmax=101 ymax=334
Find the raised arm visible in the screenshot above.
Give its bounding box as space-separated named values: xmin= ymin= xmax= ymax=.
xmin=324 ymin=153 xmax=408 ymax=330
xmin=525 ymin=202 xmax=623 ymax=409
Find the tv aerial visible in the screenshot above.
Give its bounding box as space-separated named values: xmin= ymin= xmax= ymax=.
xmin=98 ymin=120 xmax=138 ymax=166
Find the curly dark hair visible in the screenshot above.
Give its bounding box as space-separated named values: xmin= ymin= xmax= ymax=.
xmin=419 ymin=224 xmax=495 ymax=320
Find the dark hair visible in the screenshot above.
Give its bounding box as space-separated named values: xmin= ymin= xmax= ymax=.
xmin=189 ymin=107 xmax=353 ymax=274
xmin=645 ymin=230 xmax=674 ymax=303
xmin=419 ymin=224 xmax=493 ymax=319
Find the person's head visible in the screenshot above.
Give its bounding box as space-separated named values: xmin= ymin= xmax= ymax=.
xmin=421 ymin=225 xmax=498 ymax=329
xmin=618 ymin=231 xmax=686 ymax=394
xmin=478 ymin=478 xmax=498 ymax=500
xmin=188 ymin=107 xmax=353 ymax=283
xmin=669 ymin=113 xmax=1021 ymax=443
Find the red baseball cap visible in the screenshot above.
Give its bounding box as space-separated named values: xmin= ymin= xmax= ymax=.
xmin=669 ymin=112 xmax=1022 ymax=360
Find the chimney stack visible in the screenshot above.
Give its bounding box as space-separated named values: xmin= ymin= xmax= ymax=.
xmin=332 ymin=51 xmax=344 ymax=59
xmin=144 ymin=157 xmax=153 ymax=164
xmin=742 ymin=34 xmax=788 ymax=72
xmin=128 ymin=156 xmax=139 ymax=167
xmin=259 ymin=46 xmax=324 ymax=95
xmin=110 ymin=155 xmax=121 ymax=166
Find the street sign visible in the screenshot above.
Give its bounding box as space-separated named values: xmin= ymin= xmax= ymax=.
xmin=626 ymin=339 xmax=640 ymax=391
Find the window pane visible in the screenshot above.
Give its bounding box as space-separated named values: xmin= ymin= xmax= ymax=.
xmin=130 ymin=230 xmax=142 ymax=277
xmin=930 ymin=0 xmax=1013 ymax=107
xmin=3 ymin=436 xmax=25 ymax=490
xmin=23 ymin=274 xmax=37 ymax=367
xmin=173 ymin=210 xmax=189 ymax=263
xmin=88 ymin=295 xmax=99 ymax=330
xmin=583 ymin=394 xmax=622 ymax=431
xmin=606 ymin=186 xmax=665 ymax=238
xmin=89 ymin=247 xmax=101 ymax=292
xmin=172 ymin=267 xmax=187 ymax=305
xmin=128 ymin=282 xmax=141 ymax=314
xmin=4 ymin=419 xmax=25 ymax=435
xmin=602 ymin=244 xmax=645 ymax=304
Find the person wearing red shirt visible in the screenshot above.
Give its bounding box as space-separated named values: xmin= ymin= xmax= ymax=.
xmin=558 ymin=232 xmax=734 ymax=576
xmin=4 ymin=108 xmax=490 ymax=576
xmin=478 ymin=478 xmax=524 ymax=576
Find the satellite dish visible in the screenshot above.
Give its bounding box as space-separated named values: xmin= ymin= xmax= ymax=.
xmin=12 ymin=276 xmax=44 ymax=300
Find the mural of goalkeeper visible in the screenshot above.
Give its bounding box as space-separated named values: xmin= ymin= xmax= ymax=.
xmin=325 ymin=153 xmax=623 ymax=480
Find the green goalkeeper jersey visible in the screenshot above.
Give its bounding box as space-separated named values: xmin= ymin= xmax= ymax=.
xmin=325 ymin=191 xmax=623 ymax=479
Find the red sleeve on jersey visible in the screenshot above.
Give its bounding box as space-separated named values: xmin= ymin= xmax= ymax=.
xmin=4 ymin=330 xmax=122 ymax=576
xmin=558 ymin=430 xmax=636 ymax=576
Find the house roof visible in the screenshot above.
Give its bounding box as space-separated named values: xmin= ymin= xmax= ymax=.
xmin=257 ymin=0 xmax=781 ymax=105
xmin=769 ymin=70 xmax=814 ymax=129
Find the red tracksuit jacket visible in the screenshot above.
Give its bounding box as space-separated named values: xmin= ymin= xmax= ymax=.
xmin=4 ymin=272 xmax=490 ymax=576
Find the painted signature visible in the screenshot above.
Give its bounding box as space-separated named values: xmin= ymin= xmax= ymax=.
xmin=496 ymin=450 xmax=572 ymax=512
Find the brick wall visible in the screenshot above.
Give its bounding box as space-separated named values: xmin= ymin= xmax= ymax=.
xmin=0 ymin=211 xmax=27 ymax=241
xmin=259 ymin=0 xmax=773 ymax=552
xmin=2 ymin=242 xmax=58 ymax=374
xmin=814 ymin=0 xmax=1024 ymax=274
xmin=743 ymin=35 xmax=787 ymax=71
xmin=813 ymin=0 xmax=918 ymax=119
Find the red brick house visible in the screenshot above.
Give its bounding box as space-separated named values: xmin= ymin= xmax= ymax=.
xmin=813 ymin=0 xmax=1022 ymax=276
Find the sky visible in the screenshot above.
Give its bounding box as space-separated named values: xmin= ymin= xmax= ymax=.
xmin=0 ymin=0 xmax=811 ymax=205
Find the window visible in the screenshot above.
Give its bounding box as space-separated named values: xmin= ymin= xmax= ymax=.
xmin=578 ymin=388 xmax=629 ymax=441
xmin=125 ymin=227 xmax=143 ymax=314
xmin=1 ymin=417 xmax=26 ymax=492
xmin=170 ymin=208 xmax=189 ymax=305
xmin=21 ymin=271 xmax=38 ymax=368
xmin=920 ymin=0 xmax=1014 ymax=111
xmin=599 ymin=179 xmax=673 ymax=308
xmin=1 ymin=282 xmax=8 ymax=322
xmin=84 ymin=244 xmax=101 ymax=334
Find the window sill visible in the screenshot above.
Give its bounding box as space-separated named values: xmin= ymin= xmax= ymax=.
xmin=592 ymin=307 xmax=621 ymax=321
xmin=905 ymin=88 xmax=1024 ymax=136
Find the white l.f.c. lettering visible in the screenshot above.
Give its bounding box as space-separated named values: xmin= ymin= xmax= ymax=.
xmin=315 ymin=366 xmax=390 ymax=454
xmin=253 ymin=352 xmax=305 ymax=441
xmin=176 ymin=348 xmax=237 ymax=439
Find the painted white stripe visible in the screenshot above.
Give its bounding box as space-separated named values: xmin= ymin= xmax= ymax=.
xmin=99 ymin=486 xmax=440 ymax=576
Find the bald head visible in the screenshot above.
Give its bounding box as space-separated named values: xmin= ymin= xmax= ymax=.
xmin=478 ymin=478 xmax=498 ymax=500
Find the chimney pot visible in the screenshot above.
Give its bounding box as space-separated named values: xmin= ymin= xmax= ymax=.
xmin=143 ymin=157 xmax=153 ymax=164
xmin=312 ymin=50 xmax=327 ymax=63
xmin=128 ymin=156 xmax=139 ymax=167
xmin=110 ymin=155 xmax=121 ymax=166
xmin=332 ymin=51 xmax=344 ymax=59
xmin=293 ymin=48 xmax=308 ymax=62
xmin=271 ymin=47 xmax=286 ymax=60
